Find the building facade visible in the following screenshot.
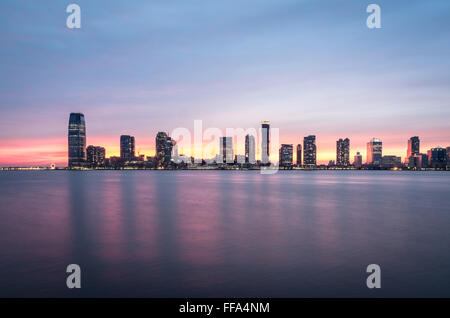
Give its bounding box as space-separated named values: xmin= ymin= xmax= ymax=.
xmin=366 ymin=138 xmax=382 ymax=166
xmin=261 ymin=121 xmax=270 ymax=164
xmin=120 ymin=135 xmax=135 ymax=161
xmin=279 ymin=144 xmax=293 ymax=167
xmin=303 ymin=135 xmax=317 ymax=167
xmin=245 ymin=134 xmax=256 ymax=164
xmin=353 ymin=152 xmax=363 ymax=169
xmin=407 ymin=136 xmax=420 ymax=161
xmin=86 ymin=145 xmax=106 ymax=167
xmin=68 ymin=113 xmax=86 ymax=168
xmin=336 ymin=138 xmax=350 ymax=167
xmin=220 ymin=137 xmax=234 ymax=163
xmin=427 ymin=147 xmax=447 ymax=169
xmin=156 ymin=132 xmax=175 ymax=168
xmin=296 ymin=144 xmax=302 ymax=166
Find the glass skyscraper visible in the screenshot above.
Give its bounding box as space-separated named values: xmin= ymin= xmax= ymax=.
xmin=120 ymin=135 xmax=135 ymax=161
xmin=366 ymin=138 xmax=382 ymax=165
xmin=303 ymin=135 xmax=317 ymax=167
xmin=68 ymin=113 xmax=86 ymax=168
xmin=261 ymin=121 xmax=270 ymax=164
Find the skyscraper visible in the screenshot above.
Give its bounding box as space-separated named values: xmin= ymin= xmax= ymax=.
xmin=303 ymin=135 xmax=317 ymax=167
xmin=261 ymin=121 xmax=270 ymax=164
xmin=156 ymin=132 xmax=175 ymax=168
xmin=296 ymin=144 xmax=302 ymax=166
xmin=219 ymin=137 xmax=234 ymax=163
xmin=279 ymin=144 xmax=293 ymax=167
xmin=407 ymin=136 xmax=420 ymax=162
xmin=245 ymin=134 xmax=256 ymax=164
xmin=367 ymin=138 xmax=382 ymax=165
xmin=68 ymin=113 xmax=86 ymax=168
xmin=120 ymin=135 xmax=135 ymax=161
xmin=336 ymin=138 xmax=350 ymax=167
xmin=86 ymin=145 xmax=106 ymax=167
xmin=353 ymin=152 xmax=362 ymax=168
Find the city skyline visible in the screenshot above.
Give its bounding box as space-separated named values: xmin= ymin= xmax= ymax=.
xmin=61 ymin=112 xmax=448 ymax=170
xmin=1 ymin=1 xmax=450 ymax=166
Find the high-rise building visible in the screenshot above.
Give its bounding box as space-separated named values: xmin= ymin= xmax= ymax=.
xmin=86 ymin=145 xmax=105 ymax=167
xmin=407 ymin=136 xmax=420 ymax=160
xmin=303 ymin=135 xmax=317 ymax=167
xmin=120 ymin=135 xmax=135 ymax=161
xmin=296 ymin=144 xmax=302 ymax=166
xmin=68 ymin=113 xmax=86 ymax=168
xmin=367 ymin=138 xmax=382 ymax=165
xmin=245 ymin=134 xmax=256 ymax=164
xmin=219 ymin=137 xmax=234 ymax=163
xmin=156 ymin=132 xmax=175 ymax=168
xmin=353 ymin=152 xmax=363 ymax=168
xmin=279 ymin=144 xmax=293 ymax=167
xmin=261 ymin=121 xmax=270 ymax=164
xmin=427 ymin=147 xmax=447 ymax=169
xmin=336 ymin=138 xmax=350 ymax=167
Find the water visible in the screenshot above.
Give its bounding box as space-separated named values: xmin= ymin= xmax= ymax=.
xmin=0 ymin=170 xmax=449 ymax=297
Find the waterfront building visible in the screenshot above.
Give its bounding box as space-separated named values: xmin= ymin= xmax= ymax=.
xmin=68 ymin=113 xmax=86 ymax=168
xmin=86 ymin=145 xmax=105 ymax=167
xmin=380 ymin=155 xmax=402 ymax=169
xmin=156 ymin=132 xmax=176 ymax=168
xmin=367 ymin=138 xmax=382 ymax=166
xmin=261 ymin=121 xmax=270 ymax=164
xmin=296 ymin=144 xmax=302 ymax=167
xmin=407 ymin=136 xmax=420 ymax=162
xmin=427 ymin=147 xmax=447 ymax=169
xmin=279 ymin=144 xmax=293 ymax=167
xmin=303 ymin=135 xmax=317 ymax=167
xmin=353 ymin=152 xmax=363 ymax=169
xmin=219 ymin=137 xmax=234 ymax=163
xmin=120 ymin=135 xmax=135 ymax=161
xmin=336 ymin=138 xmax=350 ymax=167
xmin=408 ymin=153 xmax=428 ymax=170
xmin=245 ymin=134 xmax=256 ymax=164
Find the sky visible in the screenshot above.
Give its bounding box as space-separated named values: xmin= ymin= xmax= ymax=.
xmin=0 ymin=0 xmax=449 ymax=166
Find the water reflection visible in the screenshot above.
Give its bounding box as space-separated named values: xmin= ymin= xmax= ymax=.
xmin=1 ymin=171 xmax=450 ymax=297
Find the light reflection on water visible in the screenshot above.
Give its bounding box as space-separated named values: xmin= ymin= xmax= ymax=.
xmin=0 ymin=170 xmax=450 ymax=297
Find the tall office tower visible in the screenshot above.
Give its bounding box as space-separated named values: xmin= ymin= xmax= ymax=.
xmin=296 ymin=144 xmax=302 ymax=166
xmin=245 ymin=134 xmax=256 ymax=164
xmin=303 ymin=135 xmax=317 ymax=167
xmin=261 ymin=121 xmax=270 ymax=164
xmin=68 ymin=113 xmax=86 ymax=168
xmin=353 ymin=151 xmax=363 ymax=168
xmin=336 ymin=138 xmax=350 ymax=167
xmin=219 ymin=137 xmax=234 ymax=163
xmin=120 ymin=135 xmax=135 ymax=161
xmin=279 ymin=144 xmax=293 ymax=167
xmin=366 ymin=138 xmax=382 ymax=165
xmin=86 ymin=145 xmax=106 ymax=167
xmin=407 ymin=136 xmax=420 ymax=161
xmin=156 ymin=132 xmax=176 ymax=168
xmin=427 ymin=147 xmax=447 ymax=169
